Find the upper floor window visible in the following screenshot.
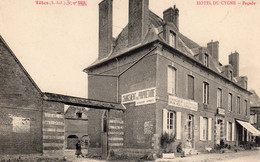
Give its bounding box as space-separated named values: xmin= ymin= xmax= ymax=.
xmin=237 ymin=96 xmax=241 ymax=114
xmin=217 ymin=88 xmax=222 ymax=108
xmin=204 ymin=54 xmax=209 ymax=67
xmin=245 ymin=100 xmax=248 ymax=116
xmin=188 ymin=75 xmax=194 ymax=100
xmin=169 ymin=31 xmax=176 ymax=48
xmin=203 ymin=82 xmax=209 ymax=104
xmin=76 ymin=112 xmax=82 ymax=118
xmin=245 ymin=80 xmax=248 ymax=90
xmin=228 ymin=93 xmax=233 ymax=111
xmin=168 ymin=66 xmax=176 ymax=94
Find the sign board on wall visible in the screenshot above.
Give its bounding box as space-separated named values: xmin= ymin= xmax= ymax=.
xmin=144 ymin=121 xmax=153 ymax=135
xmin=168 ymin=95 xmax=198 ymax=111
xmin=217 ymin=108 xmax=225 ymax=115
xmin=12 ymin=116 xmax=30 ymax=133
xmin=121 ymin=87 xmax=156 ymax=106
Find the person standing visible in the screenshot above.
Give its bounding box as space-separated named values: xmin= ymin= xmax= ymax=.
xmin=75 ymin=140 xmax=84 ymax=158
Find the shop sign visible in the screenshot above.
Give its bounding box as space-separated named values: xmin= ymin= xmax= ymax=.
xmin=168 ymin=95 xmax=198 ymax=111
xmin=121 ymin=87 xmax=156 ymax=106
xmin=217 ymin=108 xmax=225 ymax=115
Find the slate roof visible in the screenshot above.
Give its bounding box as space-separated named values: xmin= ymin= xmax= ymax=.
xmin=85 ymin=9 xmax=250 ymax=93
xmin=86 ymin=10 xmax=202 ymax=69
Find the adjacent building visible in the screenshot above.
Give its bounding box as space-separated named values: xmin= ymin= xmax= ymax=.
xmin=85 ymin=0 xmax=259 ymax=156
xmin=0 ymin=35 xmax=124 ymax=157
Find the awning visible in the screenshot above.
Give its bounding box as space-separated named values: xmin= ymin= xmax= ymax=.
xmin=237 ymin=120 xmax=260 ymax=136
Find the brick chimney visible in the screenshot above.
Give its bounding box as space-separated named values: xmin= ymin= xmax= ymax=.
xmin=98 ymin=0 xmax=113 ymax=59
xmin=128 ymin=0 xmax=149 ymax=47
xmin=207 ymin=40 xmax=219 ymax=62
xmin=163 ymin=5 xmax=179 ymax=29
xmin=229 ymin=51 xmax=239 ymax=77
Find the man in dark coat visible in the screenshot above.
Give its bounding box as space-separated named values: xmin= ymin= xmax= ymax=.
xmin=75 ymin=140 xmax=84 ymax=158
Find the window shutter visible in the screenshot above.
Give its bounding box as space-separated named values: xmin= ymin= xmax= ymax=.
xmin=208 ymin=118 xmax=212 ymax=140
xmin=200 ymin=116 xmax=203 ymax=140
xmin=232 ymin=122 xmax=235 ymax=141
xmin=226 ymin=121 xmax=229 ymax=141
xmin=176 ymin=112 xmax=181 ymax=139
xmin=246 ymin=130 xmax=249 ymax=142
xmin=168 ymin=67 xmax=172 ymax=93
xmin=163 ymin=109 xmax=168 ymax=133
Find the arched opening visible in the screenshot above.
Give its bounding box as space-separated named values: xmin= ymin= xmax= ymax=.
xmin=67 ymin=135 xmax=78 ymax=149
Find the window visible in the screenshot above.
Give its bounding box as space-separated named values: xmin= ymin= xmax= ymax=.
xmin=204 ymin=54 xmax=208 ymax=67
xmin=217 ymin=88 xmax=222 ymax=108
xmin=245 ymin=81 xmax=248 ymax=90
xmin=168 ymin=66 xmax=176 ymax=94
xmin=237 ymin=96 xmax=241 ymax=114
xmin=203 ymin=82 xmax=209 ymax=104
xmin=169 ymin=32 xmax=176 ymax=48
xmin=202 ymin=117 xmax=208 ymax=140
xmin=167 ymin=111 xmax=176 ymax=135
xmin=227 ymin=122 xmax=232 ymax=141
xmin=188 ymin=75 xmax=194 ymax=100
xmin=245 ymin=100 xmax=248 ymax=116
xmin=76 ymin=112 xmax=82 ymax=118
xmin=228 ymin=93 xmax=233 ymax=111
xmin=229 ymin=71 xmax=233 ymax=80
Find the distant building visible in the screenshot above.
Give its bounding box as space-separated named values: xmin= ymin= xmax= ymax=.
xmin=65 ymin=106 xmax=89 ymax=149
xmin=249 ymin=90 xmax=260 ymax=146
xmin=85 ymin=0 xmax=259 ymax=156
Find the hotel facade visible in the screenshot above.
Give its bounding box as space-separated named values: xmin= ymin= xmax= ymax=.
xmin=84 ymin=0 xmax=259 ymax=156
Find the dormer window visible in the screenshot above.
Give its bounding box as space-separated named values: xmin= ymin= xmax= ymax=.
xmin=169 ymin=31 xmax=176 ymax=48
xmin=76 ymin=112 xmax=82 ymax=118
xmin=229 ymin=71 xmax=233 ymax=80
xmin=204 ymin=54 xmax=208 ymax=67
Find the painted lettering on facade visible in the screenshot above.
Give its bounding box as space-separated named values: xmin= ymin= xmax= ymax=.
xmin=168 ymin=95 xmax=198 ymax=111
xmin=144 ymin=121 xmax=153 ymax=135
xmin=121 ymin=87 xmax=156 ymax=106
xmin=12 ymin=116 xmax=30 ymax=133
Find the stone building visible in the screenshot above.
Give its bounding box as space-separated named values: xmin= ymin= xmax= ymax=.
xmin=0 ymin=35 xmax=124 ymax=156
xmin=64 ymin=106 xmax=89 ymax=149
xmin=84 ymin=0 xmax=258 ymax=156
xmin=249 ymin=90 xmax=260 ymax=146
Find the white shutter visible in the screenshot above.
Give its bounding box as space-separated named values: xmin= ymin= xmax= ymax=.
xmin=246 ymin=130 xmax=249 ymax=142
xmin=200 ymin=116 xmax=203 ymax=140
xmin=163 ymin=109 xmax=168 ymax=133
xmin=168 ymin=67 xmax=172 ymax=93
xmin=176 ymin=112 xmax=181 ymax=139
xmin=208 ymin=118 xmax=212 ymax=141
xmin=226 ymin=121 xmax=229 ymax=141
xmin=232 ymin=122 xmax=235 ymax=141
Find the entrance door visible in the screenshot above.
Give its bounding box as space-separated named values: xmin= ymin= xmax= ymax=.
xmin=101 ymin=110 xmax=108 ymax=157
xmin=187 ymin=115 xmax=194 ymax=148
xmin=216 ymin=119 xmax=223 ymax=145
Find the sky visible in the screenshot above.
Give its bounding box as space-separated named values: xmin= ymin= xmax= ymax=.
xmin=0 ymin=0 xmax=259 ymax=98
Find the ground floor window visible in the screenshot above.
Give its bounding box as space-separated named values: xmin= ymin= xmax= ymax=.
xmin=226 ymin=122 xmax=232 ymax=141
xmin=167 ymin=111 xmax=176 ymax=135
xmin=200 ymin=116 xmax=212 ymax=141
xmin=163 ymin=109 xmax=181 ymax=139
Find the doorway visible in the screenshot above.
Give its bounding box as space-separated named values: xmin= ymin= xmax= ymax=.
xmin=187 ymin=115 xmax=194 ymax=148
xmin=216 ymin=119 xmax=223 ymax=145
